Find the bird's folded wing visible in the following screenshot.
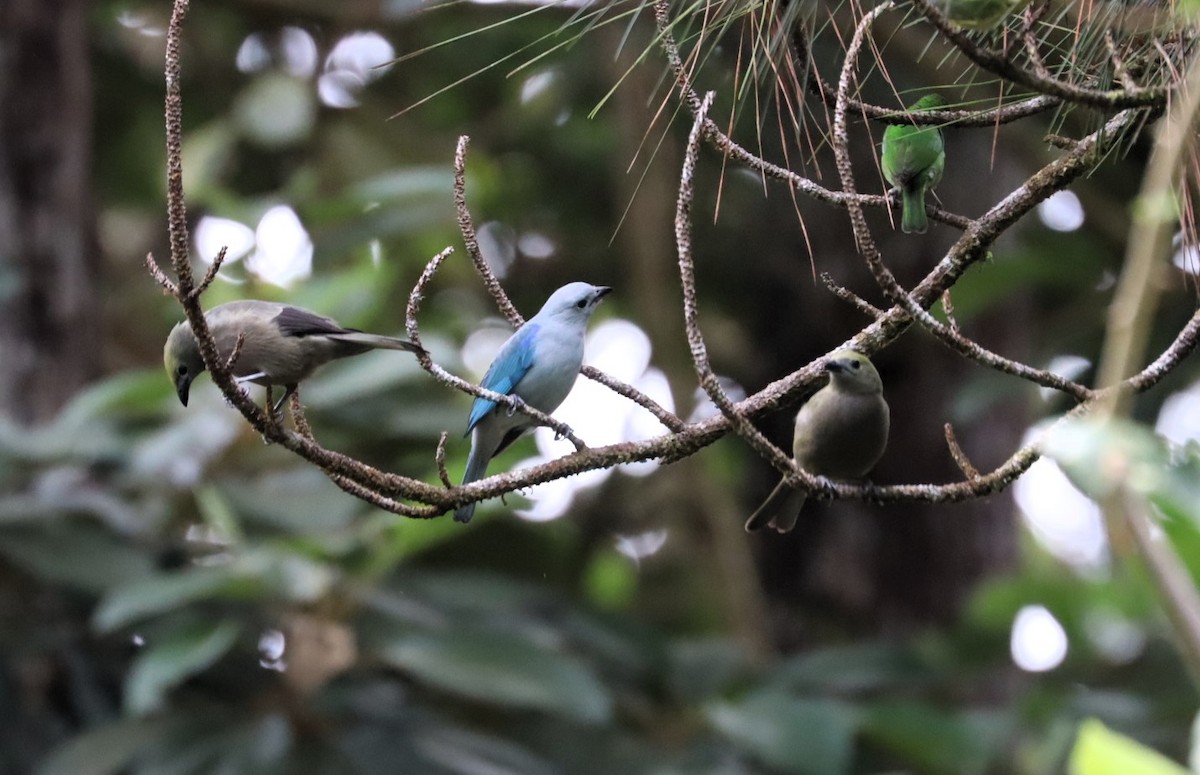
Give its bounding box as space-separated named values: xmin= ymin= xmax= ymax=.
xmin=466 ymin=324 xmax=538 ymax=433
xmin=273 ymin=306 xmax=350 ymax=338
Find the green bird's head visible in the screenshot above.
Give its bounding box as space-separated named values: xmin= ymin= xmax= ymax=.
xmin=936 ymin=0 xmax=1031 ymax=29
xmin=163 ymin=321 xmax=205 ymax=406
xmin=911 ymin=93 xmax=946 ymax=111
xmin=824 ymin=349 xmax=883 ymax=395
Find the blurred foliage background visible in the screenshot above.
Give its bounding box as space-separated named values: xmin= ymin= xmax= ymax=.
xmin=2 ymin=0 xmax=1200 ymax=772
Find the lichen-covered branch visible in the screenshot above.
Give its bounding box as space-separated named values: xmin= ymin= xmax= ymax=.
xmin=145 ymin=0 xmax=1200 ymax=524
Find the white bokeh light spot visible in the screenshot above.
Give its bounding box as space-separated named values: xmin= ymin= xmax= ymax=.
xmin=1013 ymin=426 xmax=1107 ymax=570
xmin=319 ymin=32 xmax=395 ymax=109
xmin=1011 ymin=605 xmax=1068 ymax=672
xmin=1038 ymin=191 xmax=1084 ymax=232
xmin=615 ymin=530 xmax=668 ymax=564
xmin=461 ymin=324 xmax=513 ymax=378
xmin=236 ymin=34 xmax=271 ymax=73
xmin=1173 ymin=244 xmax=1200 ymax=275
xmin=195 ymin=216 xmax=255 ymax=266
xmin=1156 ymin=379 xmax=1200 ymax=447
xmin=519 ymin=231 xmax=556 ymax=259
xmin=280 ymin=27 xmax=318 ymax=78
xmin=520 ymin=70 xmax=557 ymax=104
xmin=620 ymin=367 xmax=674 ymax=477
xmin=478 ymin=222 xmax=517 ymax=278
xmin=1038 ymin=354 xmax=1091 ymax=400
xmin=247 ymin=205 xmax=313 ymax=288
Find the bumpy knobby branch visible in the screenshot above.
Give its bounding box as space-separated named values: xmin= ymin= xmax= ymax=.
xmin=647 ymin=0 xmax=1199 ymax=508
xmin=148 ymin=0 xmax=1200 ymax=522
xmin=907 ymin=0 xmax=1172 ymax=110
xmin=790 ymin=17 xmax=1064 ymax=127
xmin=829 ymin=4 xmax=1096 ymax=401
xmin=149 ymin=0 xmax=688 ymax=520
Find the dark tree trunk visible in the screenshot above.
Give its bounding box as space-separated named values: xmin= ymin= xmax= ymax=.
xmin=0 ymin=1 xmax=99 ymax=770
xmin=0 ymin=0 xmax=100 ymax=423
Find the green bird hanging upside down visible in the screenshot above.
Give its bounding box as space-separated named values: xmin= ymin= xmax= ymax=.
xmin=881 ymin=93 xmax=946 ymax=235
xmin=934 ymin=0 xmax=1032 ymax=30
xmin=745 ymin=350 xmax=890 ymax=534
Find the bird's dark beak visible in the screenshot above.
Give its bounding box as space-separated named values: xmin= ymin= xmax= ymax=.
xmin=174 ymin=375 xmax=192 ymax=407
xmin=595 ymin=286 xmax=613 ymax=300
xmin=824 ymin=358 xmax=847 ymax=374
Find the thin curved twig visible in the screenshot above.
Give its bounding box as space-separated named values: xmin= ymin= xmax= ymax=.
xmin=454 ymin=136 xmax=521 ymax=327
xmin=652 ymin=0 xmax=971 ymax=231
xmin=791 ymin=21 xmax=1063 ymax=127
xmin=452 ymin=135 xmax=683 ymax=432
xmin=908 ymin=0 xmax=1171 ymax=110
xmin=944 ymin=423 xmax=980 ymax=479
xmin=676 ymin=92 xmax=832 ymax=492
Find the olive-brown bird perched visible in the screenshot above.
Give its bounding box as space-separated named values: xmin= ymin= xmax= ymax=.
xmin=163 ymin=300 xmax=423 ymax=410
xmin=745 ymin=350 xmax=890 ymax=534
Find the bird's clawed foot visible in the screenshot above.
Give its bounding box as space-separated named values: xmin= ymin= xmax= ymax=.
xmin=504 ymin=395 xmax=528 ymax=418
xmin=271 ymin=385 xmax=297 ymax=415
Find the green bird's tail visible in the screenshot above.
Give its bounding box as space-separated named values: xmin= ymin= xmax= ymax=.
xmin=901 ymin=185 xmax=928 ymax=234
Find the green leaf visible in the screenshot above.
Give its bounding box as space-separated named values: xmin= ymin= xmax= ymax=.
xmin=219 ymin=468 xmax=360 ymax=533
xmin=125 ymin=617 xmax=241 ymax=715
xmin=668 ymin=638 xmax=754 ymax=703
xmin=861 ymin=699 xmax=1004 ymax=775
xmin=375 ymin=628 xmax=613 ymax=723
xmin=93 ymin=565 xmax=261 ymax=633
xmin=1070 ymin=718 xmax=1190 ymax=775
xmin=706 ymin=690 xmax=858 ymax=775
xmin=194 ymin=484 xmax=245 ymax=544
xmin=0 ymin=521 xmax=154 ymax=594
xmin=777 ymin=642 xmax=937 ymax=693
xmin=56 ymin=369 xmax=172 ymax=426
xmin=37 ymin=716 xmax=173 ymax=775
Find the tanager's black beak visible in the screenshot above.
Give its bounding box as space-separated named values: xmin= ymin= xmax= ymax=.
xmin=174 ymin=374 xmax=192 ymax=406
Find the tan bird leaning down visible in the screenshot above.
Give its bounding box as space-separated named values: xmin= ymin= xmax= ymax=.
xmin=163 ymin=300 xmax=423 ymax=411
xmin=745 ymin=350 xmax=890 ymax=534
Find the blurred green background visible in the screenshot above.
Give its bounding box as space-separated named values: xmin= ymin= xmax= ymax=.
xmin=2 ymin=0 xmax=1199 ymax=772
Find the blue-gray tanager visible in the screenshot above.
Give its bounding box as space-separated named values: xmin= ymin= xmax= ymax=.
xmin=455 ymin=282 xmax=612 ymax=523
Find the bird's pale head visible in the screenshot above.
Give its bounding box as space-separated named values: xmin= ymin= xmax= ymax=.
xmin=824 ymin=349 xmax=883 ymax=394
xmin=163 ymin=321 xmax=205 ymax=406
xmin=539 ymin=282 xmax=612 ymax=322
